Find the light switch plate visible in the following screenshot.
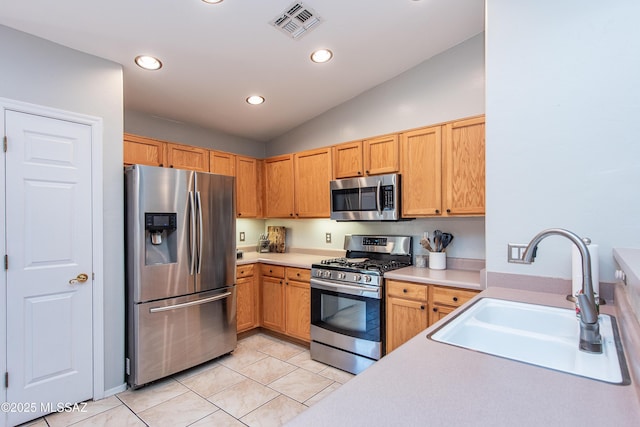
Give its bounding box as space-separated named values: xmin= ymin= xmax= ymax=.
xmin=239 ymin=232 xmax=245 ymax=242
xmin=325 ymin=232 xmax=332 ymax=244
xmin=507 ymin=243 xmax=529 ymax=263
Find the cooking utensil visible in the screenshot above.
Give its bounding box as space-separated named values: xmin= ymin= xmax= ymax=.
xmin=441 ymin=233 xmax=454 ymax=251
xmin=433 ymin=230 xmax=443 ymax=252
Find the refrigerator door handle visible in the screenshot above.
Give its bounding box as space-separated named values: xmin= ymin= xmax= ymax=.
xmin=188 ymin=191 xmax=196 ymax=275
xmin=148 ymin=291 xmax=232 ymax=313
xmin=196 ymin=191 xmax=203 ymax=274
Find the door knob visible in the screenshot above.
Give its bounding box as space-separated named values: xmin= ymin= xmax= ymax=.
xmin=69 ymin=273 xmax=89 ymax=285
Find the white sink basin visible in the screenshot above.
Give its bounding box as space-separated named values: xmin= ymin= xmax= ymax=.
xmin=429 ymin=298 xmax=630 ymax=384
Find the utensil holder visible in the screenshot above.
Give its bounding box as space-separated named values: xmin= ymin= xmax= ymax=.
xmin=429 ymin=252 xmax=446 ymax=270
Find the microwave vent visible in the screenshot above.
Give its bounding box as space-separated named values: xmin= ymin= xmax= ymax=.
xmin=270 ymin=2 xmax=321 ymax=40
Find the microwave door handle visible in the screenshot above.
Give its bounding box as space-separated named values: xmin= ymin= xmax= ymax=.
xmin=376 ymin=179 xmax=382 ymax=216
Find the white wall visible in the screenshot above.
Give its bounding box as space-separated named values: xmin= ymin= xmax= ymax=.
xmin=0 ymin=25 xmax=125 ymax=392
xmin=125 ymin=110 xmax=265 ymax=158
xmin=485 ymin=1 xmax=640 ymax=283
xmin=266 ymin=33 xmax=485 ymax=156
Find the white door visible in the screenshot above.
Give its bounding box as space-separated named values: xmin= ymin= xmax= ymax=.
xmin=4 ymin=110 xmax=93 ymax=426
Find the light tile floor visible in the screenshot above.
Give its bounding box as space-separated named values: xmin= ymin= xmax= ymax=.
xmin=23 ymin=333 xmax=353 ymax=427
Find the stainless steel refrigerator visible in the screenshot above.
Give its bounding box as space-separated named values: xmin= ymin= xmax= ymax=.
xmin=125 ymin=164 xmax=237 ymax=388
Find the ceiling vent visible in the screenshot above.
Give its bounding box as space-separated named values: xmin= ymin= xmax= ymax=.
xmin=271 ymin=2 xmax=321 ymax=40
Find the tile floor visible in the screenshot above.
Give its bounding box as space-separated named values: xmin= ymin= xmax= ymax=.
xmin=23 ymin=333 xmax=353 ymax=427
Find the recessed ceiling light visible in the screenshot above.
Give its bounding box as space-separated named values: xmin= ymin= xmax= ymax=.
xmin=202 ymin=0 xmax=223 ymax=3
xmin=310 ymin=49 xmax=333 ymax=64
xmin=134 ymin=55 xmax=162 ymax=70
xmin=246 ymin=95 xmax=265 ymax=105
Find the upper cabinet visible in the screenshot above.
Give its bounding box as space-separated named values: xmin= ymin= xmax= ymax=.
xmin=210 ymin=150 xmax=236 ymax=176
xmin=166 ymin=143 xmax=209 ymax=172
xmin=236 ymin=155 xmax=262 ymax=218
xmin=400 ymin=115 xmax=485 ymax=217
xmin=264 ymin=154 xmax=295 ymax=218
xmin=294 ymin=147 xmax=332 ymax=218
xmin=400 ymin=126 xmax=443 ymax=216
xmin=443 ymin=117 xmax=485 ymax=215
xmin=123 ymin=133 xmax=167 ymax=167
xmin=332 ymin=135 xmax=399 ymax=179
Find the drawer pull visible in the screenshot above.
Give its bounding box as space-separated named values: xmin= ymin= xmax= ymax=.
xmin=453 ymin=297 xmax=459 ymax=302
xmin=403 ymin=289 xmax=408 ymax=293
xmin=433 ymin=307 xmax=438 ymax=312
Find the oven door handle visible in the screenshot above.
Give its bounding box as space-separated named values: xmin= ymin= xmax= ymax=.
xmin=311 ymin=278 xmax=382 ymax=298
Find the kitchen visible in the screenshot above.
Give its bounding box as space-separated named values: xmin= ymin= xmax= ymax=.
xmin=1 ymin=0 xmax=640 ymax=426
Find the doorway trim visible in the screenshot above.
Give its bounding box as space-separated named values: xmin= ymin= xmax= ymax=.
xmin=0 ymin=97 xmax=105 ymax=406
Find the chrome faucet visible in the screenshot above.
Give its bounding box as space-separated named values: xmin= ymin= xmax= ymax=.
xmin=521 ymin=228 xmax=602 ymax=353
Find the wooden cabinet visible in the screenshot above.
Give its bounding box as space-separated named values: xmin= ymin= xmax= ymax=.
xmin=400 ymin=125 xmax=443 ymax=216
xmin=210 ymin=150 xmax=236 ymax=176
xmin=333 ymin=135 xmax=399 ymax=178
xmin=123 ymin=133 xmax=167 ymax=167
xmin=236 ymin=155 xmax=262 ymax=218
xmin=294 ymin=148 xmax=332 ymax=218
xmin=260 ymin=264 xmax=286 ymax=332
xmin=264 ymin=155 xmax=295 ymax=218
xmin=166 ymin=143 xmax=209 ymax=172
xmin=284 ymin=267 xmax=311 ymax=341
xmin=386 ymin=280 xmax=429 ymax=353
xmin=429 ymin=286 xmax=478 ymax=326
xmin=236 ymin=264 xmax=258 ymax=333
xmin=400 ymin=115 xmax=485 ymax=217
xmin=443 ymin=116 xmax=485 ymax=215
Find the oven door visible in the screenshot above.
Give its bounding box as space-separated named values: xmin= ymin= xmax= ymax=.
xmin=310 ymin=278 xmax=383 ymax=343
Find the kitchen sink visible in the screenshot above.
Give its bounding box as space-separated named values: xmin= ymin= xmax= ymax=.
xmin=429 ymin=298 xmax=631 ymax=384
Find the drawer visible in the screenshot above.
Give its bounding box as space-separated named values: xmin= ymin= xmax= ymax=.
xmin=260 ymin=264 xmax=285 ymax=278
xmin=236 ymin=264 xmax=255 ymax=278
xmin=286 ymin=267 xmax=310 ymax=282
xmin=386 ymin=280 xmax=428 ymax=301
xmin=431 ymin=286 xmax=478 ymax=307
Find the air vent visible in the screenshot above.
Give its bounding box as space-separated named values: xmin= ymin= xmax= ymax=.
xmin=270 ymin=2 xmax=321 ymax=40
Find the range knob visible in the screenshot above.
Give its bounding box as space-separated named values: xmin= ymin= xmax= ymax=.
xmin=363 ymin=275 xmax=372 ymax=283
xmin=353 ymin=274 xmax=362 ymax=281
xmin=337 ymin=272 xmax=346 ymax=280
xmin=323 ymin=271 xmax=331 ymax=278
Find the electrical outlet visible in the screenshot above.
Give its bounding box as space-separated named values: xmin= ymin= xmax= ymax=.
xmin=507 ymin=243 xmax=530 ymax=263
xmin=325 ymin=232 xmax=332 ymax=244
xmin=239 ymin=232 xmax=245 ymax=242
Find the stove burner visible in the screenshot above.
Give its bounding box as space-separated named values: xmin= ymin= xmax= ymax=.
xmin=319 ymin=257 xmax=411 ymax=273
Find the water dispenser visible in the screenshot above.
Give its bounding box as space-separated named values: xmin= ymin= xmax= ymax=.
xmin=145 ymin=212 xmax=177 ymax=265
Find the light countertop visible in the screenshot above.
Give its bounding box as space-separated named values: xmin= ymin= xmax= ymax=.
xmin=286 ymin=286 xmax=640 ymax=427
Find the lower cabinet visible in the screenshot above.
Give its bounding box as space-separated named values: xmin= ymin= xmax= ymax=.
xmin=386 ymin=280 xmax=428 ymax=354
xmin=386 ymin=279 xmax=479 ymax=353
xmin=236 ymin=264 xmax=258 ymax=333
xmin=260 ymin=264 xmax=286 ymax=332
xmin=284 ymin=267 xmax=311 ymax=342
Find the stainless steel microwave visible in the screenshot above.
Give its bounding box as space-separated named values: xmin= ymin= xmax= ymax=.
xmin=330 ymin=173 xmax=403 ymax=221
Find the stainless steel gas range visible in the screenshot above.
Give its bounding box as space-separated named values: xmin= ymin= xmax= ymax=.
xmin=310 ymin=235 xmax=412 ymax=374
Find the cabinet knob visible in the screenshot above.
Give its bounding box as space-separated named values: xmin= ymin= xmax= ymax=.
xmin=159 ymin=163 xmax=163 ymax=167
xmin=420 ymin=305 xmax=425 ymax=310
xmin=365 ymin=170 xmax=369 ymax=175
xmin=238 ymin=212 xmax=242 ymax=216
xmin=169 ymin=165 xmax=174 ymax=168
xmin=357 ymin=171 xmax=362 ymax=175
xmin=453 ymin=297 xmax=458 ymax=302
xmin=446 ymin=209 xmax=451 ymax=213
xmin=403 ymin=289 xmax=408 ymax=293
xmin=269 ymin=269 xmax=273 ymax=273
xmin=290 ymin=213 xmax=293 ymax=216
xmin=297 ymin=273 xmax=300 ymax=277
xmin=433 ymin=307 xmax=438 ymax=312
xmin=435 ymin=209 xmax=440 ymax=214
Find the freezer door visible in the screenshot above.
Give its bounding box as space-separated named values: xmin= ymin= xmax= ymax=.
xmin=195 ymin=172 xmax=236 ymax=292
xmin=128 ymin=287 xmax=237 ymax=387
xmin=125 ymin=165 xmax=195 ymax=302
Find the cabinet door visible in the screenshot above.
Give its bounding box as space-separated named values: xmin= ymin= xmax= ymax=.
xmin=285 ymin=279 xmax=311 ymax=342
xmin=364 ymin=134 xmax=399 ymax=176
xmin=294 ymin=148 xmax=332 ymax=218
xmin=210 ymin=150 xmax=236 ymax=176
xmin=236 ymin=155 xmax=260 ymax=218
xmin=123 ymin=133 xmax=166 ymax=167
xmin=332 ymin=141 xmax=363 ymax=178
xmin=261 ymin=276 xmax=285 ymax=332
xmin=400 ymin=126 xmax=442 ymax=216
xmin=429 ymin=304 xmax=455 ymax=326
xmin=443 ymin=116 xmax=485 ymax=215
xmin=264 ymin=155 xmax=295 ymax=218
xmin=236 ymin=275 xmax=258 ymax=333
xmin=167 ymin=143 xmax=210 ymax=172
xmin=386 ymin=296 xmax=428 ymax=353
